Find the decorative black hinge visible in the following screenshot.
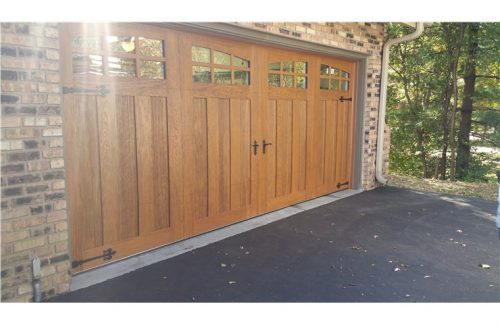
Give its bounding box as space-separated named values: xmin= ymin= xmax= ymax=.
xmin=62 ymin=85 xmax=109 ymax=97
xmin=339 ymin=96 xmax=353 ymax=102
xmin=72 ymin=248 xmax=116 ymax=268
xmin=337 ymin=181 xmax=349 ymax=189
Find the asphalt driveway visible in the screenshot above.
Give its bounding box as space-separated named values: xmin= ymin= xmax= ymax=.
xmin=50 ymin=186 xmax=500 ymax=302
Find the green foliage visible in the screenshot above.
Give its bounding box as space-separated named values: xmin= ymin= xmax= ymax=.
xmin=387 ymin=22 xmax=500 ymax=182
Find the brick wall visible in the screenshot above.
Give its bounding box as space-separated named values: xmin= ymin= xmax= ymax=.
xmin=234 ymin=22 xmax=386 ymax=189
xmin=1 ymin=22 xmax=387 ymax=302
xmin=1 ymin=23 xmax=70 ymax=302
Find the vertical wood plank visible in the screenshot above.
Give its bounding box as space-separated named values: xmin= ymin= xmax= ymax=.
xmin=135 ymin=96 xmax=170 ymax=234
xmin=291 ymin=100 xmax=307 ymax=192
xmin=230 ymin=98 xmax=251 ymax=210
xmin=324 ymin=100 xmax=336 ymax=185
xmin=64 ymin=95 xmax=103 ymax=251
xmin=207 ymin=98 xmax=231 ymax=216
xmin=98 ymin=95 xmax=139 ymax=244
xmin=266 ymin=100 xmax=277 ymax=200
xmin=241 ymin=99 xmax=251 ymax=206
xmin=275 ymin=99 xmax=293 ymax=197
xmin=315 ymin=100 xmax=326 ymax=186
xmin=192 ymin=98 xmax=209 ymax=218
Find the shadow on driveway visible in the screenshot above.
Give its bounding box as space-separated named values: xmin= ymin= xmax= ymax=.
xmin=50 ymin=186 xmax=500 ymax=302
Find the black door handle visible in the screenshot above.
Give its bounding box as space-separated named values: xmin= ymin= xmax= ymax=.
xmin=262 ymin=140 xmax=272 ymax=154
xmin=339 ymin=96 xmax=352 ymax=102
xmin=251 ymin=140 xmax=259 ymax=156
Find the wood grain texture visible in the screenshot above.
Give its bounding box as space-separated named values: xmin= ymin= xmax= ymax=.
xmin=230 ymin=98 xmax=251 ymax=210
xmin=98 ymin=95 xmax=139 ymax=244
xmin=324 ymin=100 xmax=337 ymax=185
xmin=62 ymin=24 xmax=358 ymax=271
xmin=207 ymin=98 xmax=231 ymax=216
xmin=192 ymin=97 xmax=209 ymax=218
xmin=64 ymin=95 xmax=103 ymax=251
xmin=135 ymin=96 xmax=170 ymax=234
xmin=292 ymin=100 xmax=307 ymax=192
xmin=275 ymin=99 xmax=293 ymax=197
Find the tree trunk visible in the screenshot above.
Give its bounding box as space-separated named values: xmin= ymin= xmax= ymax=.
xmin=440 ymin=81 xmax=453 ymax=180
xmin=447 ymin=23 xmax=465 ymax=181
xmin=457 ymin=23 xmax=480 ymax=179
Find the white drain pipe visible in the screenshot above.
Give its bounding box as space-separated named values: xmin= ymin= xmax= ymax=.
xmin=376 ymin=22 xmax=425 ymax=185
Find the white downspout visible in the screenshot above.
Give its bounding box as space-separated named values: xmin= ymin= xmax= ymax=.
xmin=376 ymin=22 xmax=425 ymax=185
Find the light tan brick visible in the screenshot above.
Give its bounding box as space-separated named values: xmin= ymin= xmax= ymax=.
xmin=48 ymin=116 xmax=62 ymax=126
xmin=1 ymin=33 xmax=35 ymax=46
xmin=51 ymin=180 xmax=65 ymax=190
xmin=48 ymin=138 xmax=63 ymax=148
xmin=42 ymin=128 xmax=62 ymax=137
xmin=43 ymin=148 xmax=63 ymax=158
xmin=37 ymin=37 xmax=59 ymax=49
xmin=45 ymin=49 xmax=60 ymax=60
xmin=2 ymin=230 xmax=30 ymax=243
xmin=38 ymin=83 xmax=60 ymax=94
xmin=54 ymin=221 xmax=67 ymax=232
xmin=1 ymin=57 xmax=39 ymax=70
xmin=27 ymin=160 xmax=50 ymax=171
xmin=50 ymin=158 xmax=64 ymax=169
xmin=41 ymin=265 xmax=56 ymax=277
xmin=2 ymin=206 xmax=30 ymax=219
xmin=46 ymin=72 xmax=60 ymax=83
xmin=48 ymin=232 xmax=68 ymax=244
xmin=21 ymin=94 xmax=46 ymax=104
xmin=17 ymin=283 xmax=33 ymax=296
xmin=46 ymin=210 xmax=66 ymax=223
xmin=1 ymin=117 xmax=22 ymax=128
xmin=1 ymin=81 xmax=37 ymax=93
xmin=13 ymin=236 xmax=46 ymax=253
xmin=47 ymin=94 xmax=61 ymax=104
xmin=53 ymin=200 xmax=66 ymax=211
xmin=55 ymin=241 xmax=68 ymax=253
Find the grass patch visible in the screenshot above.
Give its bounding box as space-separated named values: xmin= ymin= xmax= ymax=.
xmin=388 ymin=173 xmax=498 ymax=201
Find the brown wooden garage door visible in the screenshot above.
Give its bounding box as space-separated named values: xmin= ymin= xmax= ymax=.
xmin=62 ymin=23 xmax=356 ymax=271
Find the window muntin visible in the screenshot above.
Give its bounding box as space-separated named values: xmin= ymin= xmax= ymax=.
xmin=71 ymin=35 xmax=166 ymax=80
xmin=267 ymin=61 xmax=308 ymax=89
xmin=320 ymin=64 xmax=350 ymax=91
xmin=191 ymin=46 xmax=251 ymax=85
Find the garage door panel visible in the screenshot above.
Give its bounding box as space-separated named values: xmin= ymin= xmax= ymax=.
xmin=135 ymin=96 xmax=171 ymax=234
xmin=275 ymin=99 xmax=293 ymax=197
xmin=292 ymin=100 xmax=307 ymax=192
xmin=64 ymin=95 xmax=103 ymax=251
xmin=192 ymin=97 xmax=209 ymax=219
xmin=98 ymin=95 xmax=139 ymax=244
xmin=324 ymin=99 xmax=337 ymax=185
xmin=229 ymin=98 xmax=251 ymax=210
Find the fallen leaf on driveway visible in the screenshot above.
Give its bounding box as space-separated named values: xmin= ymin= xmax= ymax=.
xmin=456 ymin=229 xmax=463 ymax=233
xmin=405 ymin=294 xmax=411 ymax=297
xmin=373 ymin=235 xmax=379 ymax=239
xmin=424 ymin=275 xmax=432 ymax=279
xmin=228 ymin=281 xmax=237 ymax=285
xmin=479 ymin=264 xmax=491 ymax=269
xmin=245 ymin=251 xmax=250 ymax=255
xmin=220 ymin=263 xmax=227 ymax=268
xmin=352 ymin=245 xmax=361 ymax=250
xmin=394 ymin=267 xmax=401 ymax=272
xmin=163 ymin=276 xmax=167 ymax=280
xmin=461 ymin=243 xmax=467 ymax=247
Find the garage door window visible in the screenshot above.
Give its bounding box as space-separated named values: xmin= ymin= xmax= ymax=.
xmin=320 ymin=64 xmax=350 ymax=91
xmin=71 ymin=35 xmax=166 ymax=80
xmin=268 ymin=61 xmax=308 ymax=88
xmin=192 ymin=46 xmax=250 ymax=85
